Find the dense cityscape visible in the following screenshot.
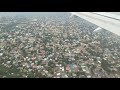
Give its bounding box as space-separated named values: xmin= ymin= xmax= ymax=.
xmin=0 ymin=12 xmax=120 ymax=78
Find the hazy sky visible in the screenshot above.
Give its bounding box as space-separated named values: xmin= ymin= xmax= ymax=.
xmin=0 ymin=12 xmax=68 ymax=16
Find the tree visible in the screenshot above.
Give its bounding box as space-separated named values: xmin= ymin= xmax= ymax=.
xmin=74 ymin=55 xmax=79 ymax=60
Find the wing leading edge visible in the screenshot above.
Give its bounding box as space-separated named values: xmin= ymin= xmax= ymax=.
xmin=70 ymin=12 xmax=120 ymax=36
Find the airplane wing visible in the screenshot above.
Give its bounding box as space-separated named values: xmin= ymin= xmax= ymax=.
xmin=70 ymin=12 xmax=120 ymax=36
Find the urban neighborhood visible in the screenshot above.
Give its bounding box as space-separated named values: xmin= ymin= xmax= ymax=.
xmin=0 ymin=12 xmax=120 ymax=78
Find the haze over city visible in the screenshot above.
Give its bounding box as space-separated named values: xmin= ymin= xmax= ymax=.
xmin=0 ymin=12 xmax=120 ymax=78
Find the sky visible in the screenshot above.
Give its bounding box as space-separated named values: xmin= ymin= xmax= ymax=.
xmin=0 ymin=12 xmax=69 ymax=16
